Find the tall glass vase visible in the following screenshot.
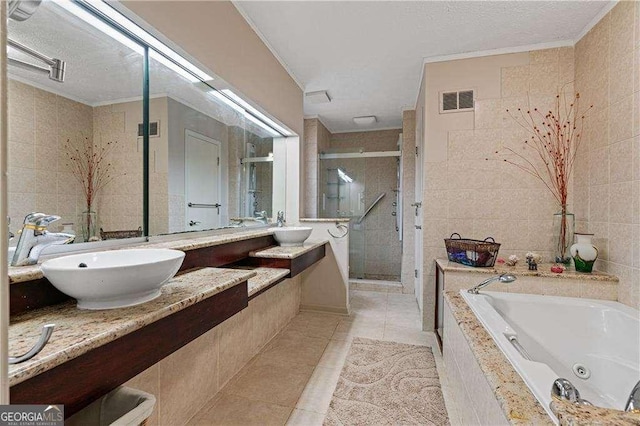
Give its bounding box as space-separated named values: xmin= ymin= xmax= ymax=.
xmin=79 ymin=209 xmax=97 ymax=242
xmin=553 ymin=207 xmax=574 ymax=264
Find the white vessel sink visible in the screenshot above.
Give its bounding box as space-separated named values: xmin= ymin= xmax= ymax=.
xmin=41 ymin=249 xmax=185 ymax=310
xmin=271 ymin=227 xmax=313 ymax=247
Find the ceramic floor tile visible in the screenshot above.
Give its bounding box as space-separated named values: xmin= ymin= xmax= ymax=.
xmin=223 ymin=361 xmax=315 ymax=407
xmin=284 ymin=311 xmax=342 ymax=339
xmin=286 ymin=409 xmax=326 ymax=426
xmin=316 ymin=339 xmax=351 ymax=369
xmin=382 ymin=325 xmax=438 ymax=346
xmin=187 ymin=393 xmax=292 ymax=426
xmin=295 ymin=366 xmax=342 ymax=414
xmin=385 ymin=309 xmax=422 ymax=329
xmin=332 ymin=318 xmax=385 ymax=341
xmin=258 ymin=330 xmax=330 ymax=367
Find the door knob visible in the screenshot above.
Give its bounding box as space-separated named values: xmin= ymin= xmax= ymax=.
xmin=189 ymin=220 xmax=201 ymax=226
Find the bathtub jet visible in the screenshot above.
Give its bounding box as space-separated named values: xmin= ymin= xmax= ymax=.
xmin=467 ymin=273 xmax=517 ymax=294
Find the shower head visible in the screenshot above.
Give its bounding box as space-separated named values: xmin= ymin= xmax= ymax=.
xmin=468 ymin=273 xmax=517 ymax=294
xmin=8 ymin=0 xmax=42 ymax=21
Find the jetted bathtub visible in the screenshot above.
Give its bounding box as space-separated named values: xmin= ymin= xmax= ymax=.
xmin=461 ymin=290 xmax=640 ymax=423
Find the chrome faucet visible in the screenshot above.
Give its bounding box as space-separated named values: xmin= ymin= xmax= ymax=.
xmin=467 ymin=274 xmax=517 ymax=294
xmin=276 ymin=211 xmax=285 ymax=227
xmin=11 ymin=213 xmax=75 ymax=266
xmin=625 ymin=380 xmax=640 ymax=412
xmin=254 ymin=210 xmax=269 ymax=225
xmin=551 ymin=378 xmax=592 ymax=406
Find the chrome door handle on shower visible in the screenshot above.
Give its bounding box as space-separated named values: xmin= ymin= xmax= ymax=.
xmin=9 ymin=324 xmax=55 ymax=364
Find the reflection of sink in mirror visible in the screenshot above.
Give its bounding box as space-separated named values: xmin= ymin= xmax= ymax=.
xmin=41 ymin=249 xmax=185 ymax=310
xmin=272 ymin=227 xmax=313 ymax=247
xmin=6 ymin=0 xmax=289 ymax=243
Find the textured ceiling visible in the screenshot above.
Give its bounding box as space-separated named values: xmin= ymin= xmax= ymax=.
xmin=235 ymin=1 xmax=612 ymax=133
xmin=7 ymin=1 xmax=270 ymax=137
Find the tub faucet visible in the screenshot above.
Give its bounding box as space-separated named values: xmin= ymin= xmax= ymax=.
xmin=467 ymin=274 xmax=517 ymax=294
xmin=625 ymin=380 xmax=640 ymax=412
xmin=276 ymin=211 xmax=285 ymax=227
xmin=551 ymin=378 xmax=593 ymax=406
xmin=11 ymin=213 xmax=75 ymax=266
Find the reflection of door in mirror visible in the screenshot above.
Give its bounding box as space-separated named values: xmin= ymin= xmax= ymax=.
xmin=185 ymin=130 xmax=221 ymax=231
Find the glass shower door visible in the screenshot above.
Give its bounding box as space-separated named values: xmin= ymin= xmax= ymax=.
xmin=319 ymin=158 xmax=366 ymax=278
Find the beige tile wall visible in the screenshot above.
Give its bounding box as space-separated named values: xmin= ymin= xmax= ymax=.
xmin=573 ymin=0 xmax=640 ymax=309
xmin=7 ymin=80 xmax=92 ymax=235
xmin=122 ymin=277 xmax=302 ymax=426
xmin=420 ymin=50 xmax=573 ymax=328
xmin=302 ymin=118 xmax=331 ymax=218
xmin=401 ymin=110 xmax=417 ymax=294
xmin=94 ymin=98 xmax=168 ymax=236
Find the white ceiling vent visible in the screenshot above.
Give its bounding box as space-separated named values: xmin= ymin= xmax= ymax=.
xmin=440 ymin=89 xmax=474 ymax=113
xmin=305 ymin=90 xmax=331 ymax=104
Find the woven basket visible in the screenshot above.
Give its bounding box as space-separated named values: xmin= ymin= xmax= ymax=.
xmin=444 ymin=233 xmax=501 ymax=267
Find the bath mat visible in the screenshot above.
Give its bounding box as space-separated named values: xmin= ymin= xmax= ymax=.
xmin=324 ymin=337 xmax=449 ymax=426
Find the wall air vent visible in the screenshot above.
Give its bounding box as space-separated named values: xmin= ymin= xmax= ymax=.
xmin=439 ymin=89 xmax=474 ymax=113
xmin=138 ymin=121 xmax=160 ymax=137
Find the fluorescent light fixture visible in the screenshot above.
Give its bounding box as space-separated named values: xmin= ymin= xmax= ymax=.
xmin=53 ymin=0 xmax=144 ymax=55
xmin=338 ymin=168 xmax=353 ymax=183
xmin=305 ymin=90 xmax=331 ymax=104
xmin=353 ymin=115 xmax=377 ymax=126
xmin=221 ymin=90 xmax=293 ymax=136
xmin=81 ymin=0 xmax=213 ymax=81
xmin=210 ymin=91 xmax=245 ymax=114
xmin=209 ymin=91 xmax=278 ymax=137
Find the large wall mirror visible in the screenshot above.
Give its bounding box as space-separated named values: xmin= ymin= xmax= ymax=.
xmin=7 ymin=0 xmax=290 ymax=246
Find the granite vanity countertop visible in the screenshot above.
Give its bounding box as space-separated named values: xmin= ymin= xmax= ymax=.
xmin=249 ymin=240 xmax=328 ymax=259
xmin=8 ymin=228 xmax=274 ymax=284
xmin=436 ymin=259 xmax=618 ymax=282
xmin=247 ymin=267 xmax=290 ymax=297
xmin=445 ymin=291 xmax=640 ymax=425
xmin=299 ymin=218 xmax=350 ymax=223
xmin=8 ymin=267 xmax=255 ymax=387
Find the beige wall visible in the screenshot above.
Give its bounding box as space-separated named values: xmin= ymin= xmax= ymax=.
xmin=420 ymin=49 xmax=575 ymax=328
xmin=121 ymin=1 xmax=303 ymax=139
xmin=94 ymin=98 xmax=167 ymax=236
xmin=573 ymin=0 xmax=640 ymax=309
xmin=7 ymin=80 xmax=92 ymax=236
xmin=302 ymin=118 xmax=331 ymax=218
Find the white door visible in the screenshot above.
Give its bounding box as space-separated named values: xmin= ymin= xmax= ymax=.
xmin=414 ymin=106 xmax=424 ymax=311
xmin=185 ymin=130 xmax=221 ymax=230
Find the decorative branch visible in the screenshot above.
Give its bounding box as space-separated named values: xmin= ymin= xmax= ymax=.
xmin=64 ymin=136 xmax=121 ymax=212
xmin=488 ymin=89 xmax=593 ymax=209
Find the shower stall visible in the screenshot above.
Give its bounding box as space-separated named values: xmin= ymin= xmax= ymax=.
xmin=319 ymin=149 xmax=403 ymax=284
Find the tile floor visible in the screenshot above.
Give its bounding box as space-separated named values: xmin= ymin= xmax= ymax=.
xmin=187 ymin=290 xmax=462 ymax=425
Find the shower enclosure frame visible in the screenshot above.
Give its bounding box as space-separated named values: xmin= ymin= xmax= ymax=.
xmin=318 ymin=149 xmax=402 ymax=281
